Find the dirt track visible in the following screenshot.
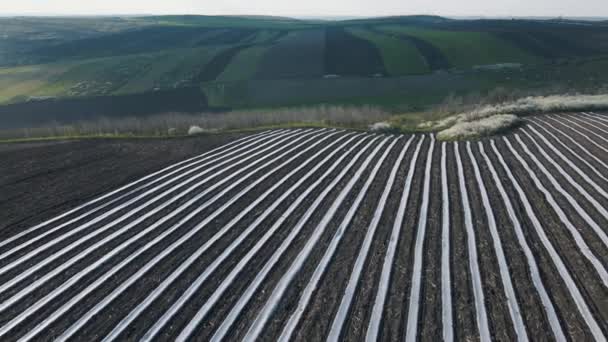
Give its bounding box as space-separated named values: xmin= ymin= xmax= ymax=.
xmin=0 ymin=114 xmax=607 ymax=341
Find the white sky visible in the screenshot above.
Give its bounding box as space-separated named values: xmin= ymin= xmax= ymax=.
xmin=0 ymin=0 xmax=606 ymax=17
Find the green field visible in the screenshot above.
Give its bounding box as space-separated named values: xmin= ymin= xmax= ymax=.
xmin=1 ymin=15 xmax=608 ymax=111
xmin=379 ymin=26 xmax=542 ymax=68
xmin=347 ymin=28 xmax=429 ymax=75
xmin=216 ymin=46 xmax=271 ymax=82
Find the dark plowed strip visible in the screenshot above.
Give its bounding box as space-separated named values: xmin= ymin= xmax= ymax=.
xmin=254 ymin=30 xmax=325 ymax=80
xmin=494 ymin=31 xmax=566 ymax=59
xmin=324 ymin=27 xmax=387 ymax=77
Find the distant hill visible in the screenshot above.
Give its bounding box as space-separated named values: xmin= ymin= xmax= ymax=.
xmin=1 ymin=14 xmax=608 ymax=115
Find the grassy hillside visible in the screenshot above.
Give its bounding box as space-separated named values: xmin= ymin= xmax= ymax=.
xmin=253 ymin=30 xmax=326 ymax=80
xmin=216 ymin=46 xmax=270 ymax=82
xmin=378 ymin=26 xmax=542 ymax=68
xmin=347 ymin=28 xmax=429 ymax=75
xmin=1 ymin=15 xmax=608 ymax=117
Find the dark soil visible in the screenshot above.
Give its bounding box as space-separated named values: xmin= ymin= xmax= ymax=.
xmin=324 ymin=27 xmax=387 ymax=77
xmin=0 ymin=133 xmax=247 ymax=236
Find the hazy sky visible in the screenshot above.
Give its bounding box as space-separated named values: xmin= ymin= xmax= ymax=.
xmin=0 ymin=0 xmax=606 ymax=17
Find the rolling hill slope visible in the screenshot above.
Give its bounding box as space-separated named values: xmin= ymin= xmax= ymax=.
xmin=1 ymin=15 xmax=608 ymax=116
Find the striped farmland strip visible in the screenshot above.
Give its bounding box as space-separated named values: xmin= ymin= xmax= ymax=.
xmin=548 ymin=116 xmax=608 ymax=152
xmin=567 ymin=113 xmax=608 ymax=135
xmin=522 ymin=128 xmax=608 ymax=209
xmin=479 ymin=141 xmax=566 ymax=341
xmin=525 ymin=119 xmax=608 ymax=182
xmin=365 ymin=135 xmax=425 ymax=342
xmin=491 ymin=139 xmax=606 ymax=341
xmin=532 ymin=117 xmax=608 ymax=170
xmin=50 ymin=129 xmax=332 ymax=341
xmin=515 ymin=133 xmax=608 ymax=248
xmin=587 ymin=112 xmax=608 ymax=123
xmin=140 ymin=133 xmax=367 ymax=341
xmin=581 ymin=112 xmax=608 ymax=129
xmin=12 ymin=130 xmax=345 ymax=341
xmin=0 ymin=129 xmax=328 ymax=338
xmin=177 ymin=135 xmax=386 ymax=341
xmin=241 ymin=136 xmax=399 ymax=342
xmin=101 ymin=131 xmax=359 ymax=341
xmin=327 ymin=136 xmax=414 ymax=341
xmin=466 ymin=141 xmax=528 ymax=341
xmin=505 ymin=136 xmax=608 ymax=287
xmin=0 ymin=129 xmax=313 ymax=300
xmin=0 ymin=129 xmax=293 ymax=269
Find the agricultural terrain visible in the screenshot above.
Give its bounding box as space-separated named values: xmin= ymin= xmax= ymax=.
xmin=2 ymin=15 xmax=608 ymax=128
xmin=0 ymin=112 xmax=606 ymax=340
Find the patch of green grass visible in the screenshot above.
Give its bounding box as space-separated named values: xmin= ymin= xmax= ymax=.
xmin=31 ymin=55 xmax=153 ymax=97
xmin=0 ymin=46 xmax=230 ymax=101
xmin=380 ymin=26 xmax=542 ymax=68
xmin=347 ymin=28 xmax=429 ymax=75
xmin=215 ymin=46 xmax=270 ymax=82
xmin=0 ymin=80 xmax=48 ymax=103
xmin=0 ymin=63 xmax=71 ymax=103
